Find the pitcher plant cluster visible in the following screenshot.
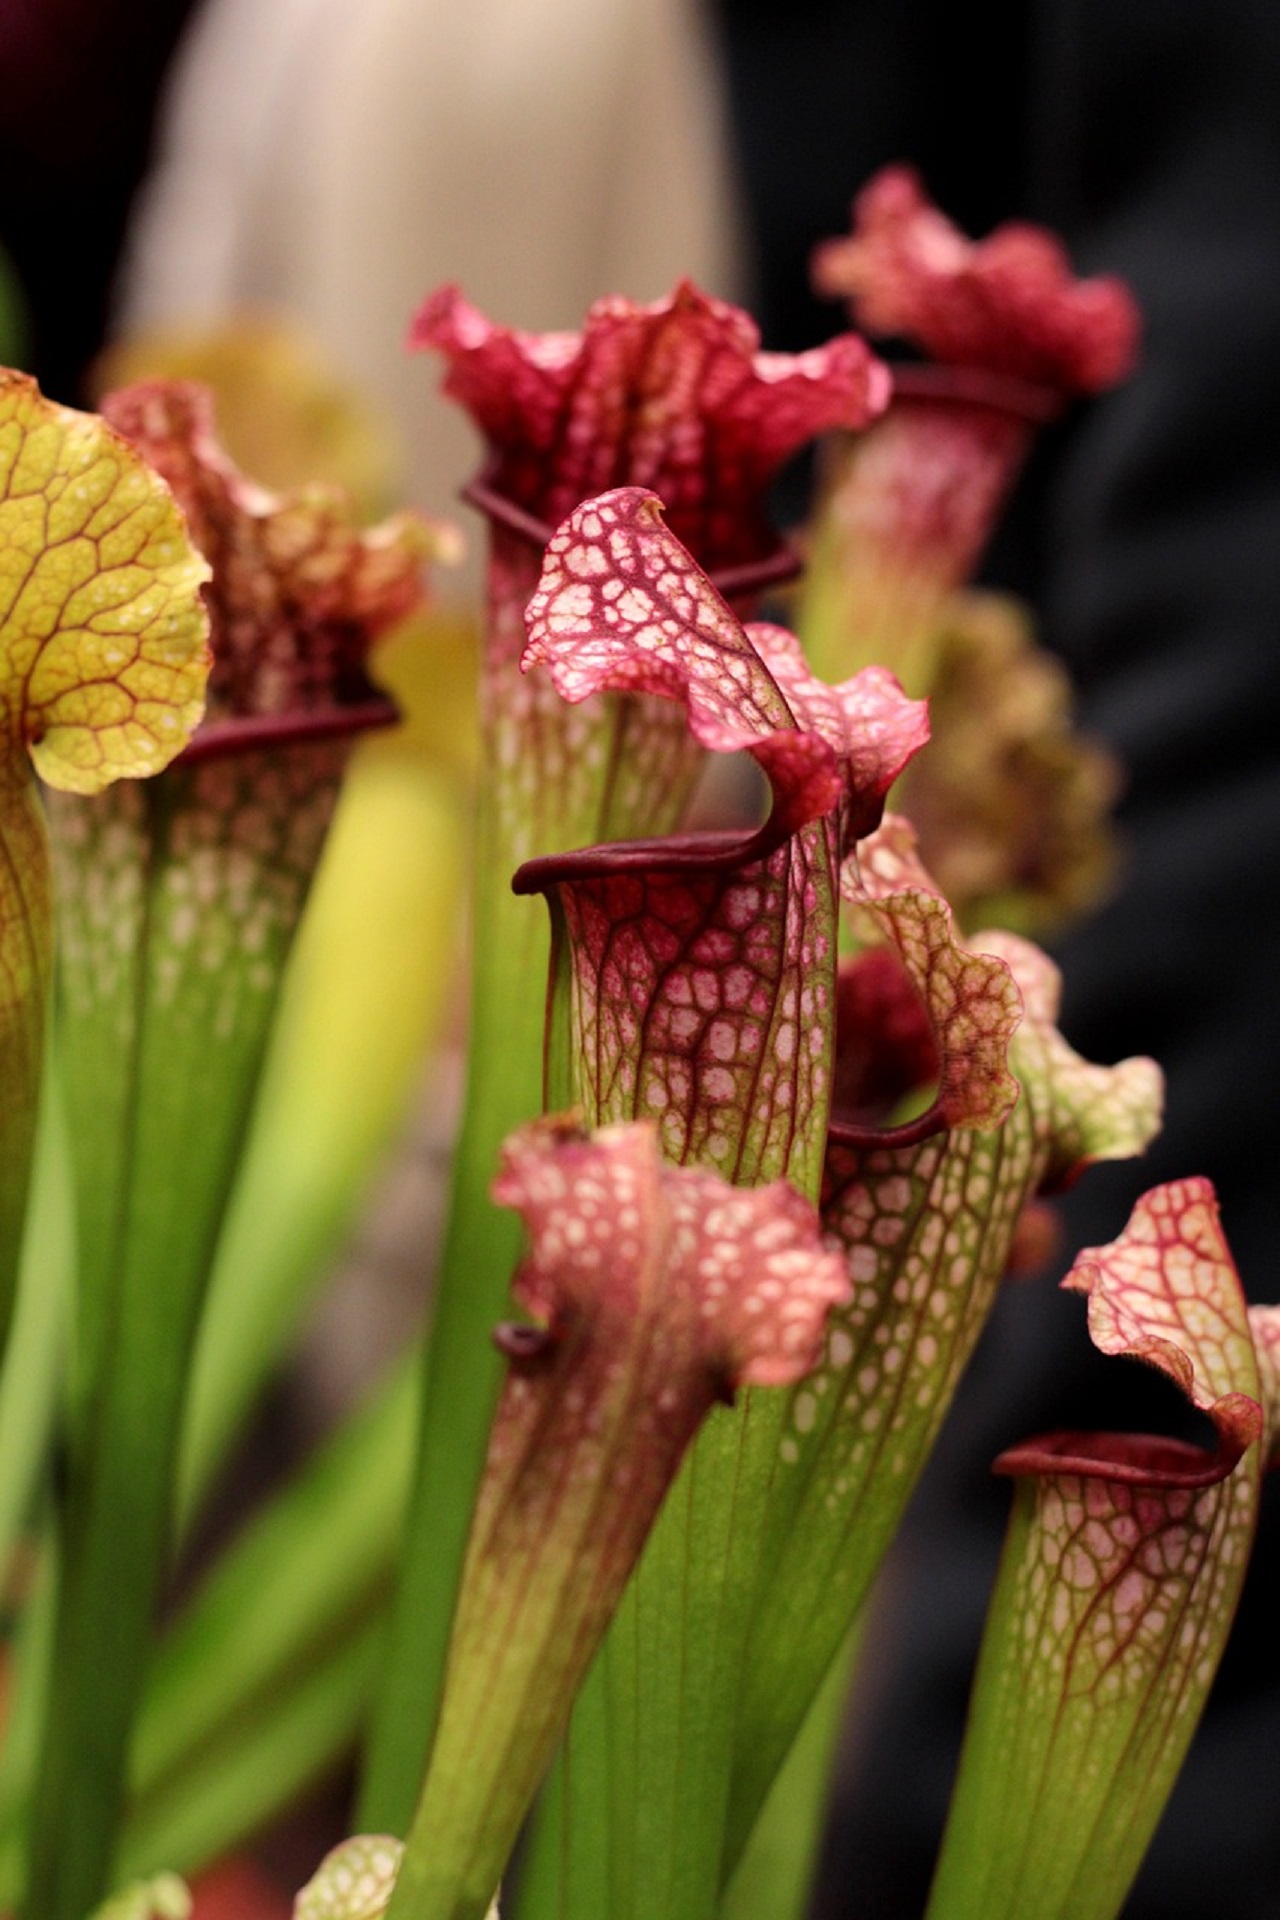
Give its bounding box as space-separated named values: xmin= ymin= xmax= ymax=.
xmin=0 ymin=166 xmax=1272 ymax=1920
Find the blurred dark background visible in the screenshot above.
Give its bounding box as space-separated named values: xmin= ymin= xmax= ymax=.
xmin=0 ymin=0 xmax=197 ymax=390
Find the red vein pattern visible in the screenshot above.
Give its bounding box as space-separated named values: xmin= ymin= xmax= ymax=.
xmin=813 ymin=163 xmax=1141 ymax=395
xmin=1248 ymin=1304 xmax=1280 ymax=1466
xmin=725 ymin=858 xmax=1162 ymax=1849
xmin=929 ymin=1179 xmax=1272 ymax=1920
xmin=802 ymin=169 xmax=1141 ymax=697
xmin=413 ymin=280 xmax=888 ymax=573
xmin=414 ymin=281 xmax=889 ymax=864
xmin=0 ymin=369 xmax=211 ymax=1334
xmin=101 ymin=381 xmax=440 ymax=733
xmin=49 ymin=385 xmax=446 ymax=1274
xmin=399 ymin=1118 xmax=848 ymax=1919
xmin=514 ymin=490 xmax=927 ymax=1191
xmin=800 ymin=382 xmax=1042 ymax=696
xmin=1020 ymin=1179 xmax=1263 ymax=1478
xmin=0 ymin=371 xmax=210 ymax=794
xmin=840 ymin=813 xmax=1022 ymax=1135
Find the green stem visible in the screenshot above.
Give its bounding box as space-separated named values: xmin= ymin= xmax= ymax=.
xmin=134 ymin=1357 xmax=416 ymax=1800
xmin=0 ymin=1356 xmax=416 ymax=1910
xmin=175 ymin=753 xmax=466 ymax=1529
xmin=0 ymin=773 xmax=53 ymax=1359
xmin=26 ymin=748 xmax=346 ymax=1920
xmin=358 ymin=525 xmax=712 ymax=1836
xmin=0 ymin=1527 xmax=57 ymax=1884
xmin=116 ymin=1613 xmax=385 ymax=1887
xmin=541 ymin=1394 xmax=796 ymax=1920
xmin=0 ymin=1047 xmax=71 ymax=1583
xmin=356 ymin=822 xmax=547 ymax=1832
xmin=718 ymin=1623 xmax=857 ymax=1920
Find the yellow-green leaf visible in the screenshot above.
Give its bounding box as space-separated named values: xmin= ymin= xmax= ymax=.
xmin=0 ymin=368 xmax=210 ymax=793
xmin=0 ymin=369 xmax=210 ymax=1356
